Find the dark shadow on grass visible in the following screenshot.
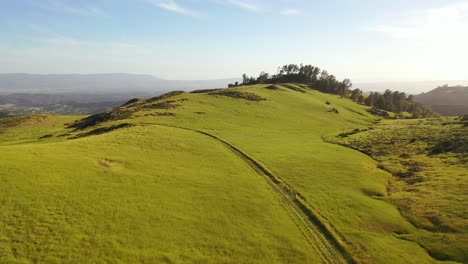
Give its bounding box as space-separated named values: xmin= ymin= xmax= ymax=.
xmin=71 ymin=123 xmax=133 ymax=138
xmin=68 ymin=109 xmax=133 ymax=130
xmin=190 ymin=88 xmax=223 ymax=94
xmin=209 ymin=90 xmax=267 ymax=102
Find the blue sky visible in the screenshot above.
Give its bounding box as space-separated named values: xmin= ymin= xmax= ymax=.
xmin=1 ymin=0 xmax=467 ymax=81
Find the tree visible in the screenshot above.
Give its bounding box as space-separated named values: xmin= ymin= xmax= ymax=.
xmin=257 ymin=72 xmax=269 ymax=84
xmin=242 ymin=74 xmax=249 ymax=85
xmin=358 ymin=94 xmax=365 ymax=104
xmin=365 ymin=92 xmax=377 ymax=106
xmin=339 ymin=79 xmax=352 ymax=98
xmin=320 ymin=70 xmax=329 ymax=80
xmin=350 ymin=88 xmax=362 ymax=101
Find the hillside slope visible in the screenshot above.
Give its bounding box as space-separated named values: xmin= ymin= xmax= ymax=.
xmin=0 ymin=84 xmax=460 ymax=263
xmin=414 ymin=86 xmax=468 ymax=116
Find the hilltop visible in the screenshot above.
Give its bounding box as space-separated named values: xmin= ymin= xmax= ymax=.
xmin=0 ymin=84 xmax=465 ymax=263
xmin=415 ymin=85 xmax=468 ymax=116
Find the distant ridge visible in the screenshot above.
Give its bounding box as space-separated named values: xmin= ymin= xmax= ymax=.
xmin=356 ymin=80 xmax=468 ymax=94
xmin=414 ymin=85 xmax=468 ymax=116
xmin=0 ymin=73 xmax=238 ymax=94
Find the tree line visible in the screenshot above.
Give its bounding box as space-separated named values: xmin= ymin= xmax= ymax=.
xmin=228 ymin=64 xmax=437 ymax=118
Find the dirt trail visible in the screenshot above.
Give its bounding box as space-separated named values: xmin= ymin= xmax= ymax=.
xmin=151 ymin=123 xmax=354 ymax=264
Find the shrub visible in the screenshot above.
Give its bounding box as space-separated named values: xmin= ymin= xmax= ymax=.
xmin=430 ymin=136 xmax=466 ymax=155
xmin=328 ymin=107 xmax=339 ymax=114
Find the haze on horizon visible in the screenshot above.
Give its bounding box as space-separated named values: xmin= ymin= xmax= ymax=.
xmin=1 ymin=0 xmax=467 ymax=83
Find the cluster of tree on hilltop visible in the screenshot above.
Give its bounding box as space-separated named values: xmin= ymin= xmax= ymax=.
xmin=364 ymin=91 xmax=437 ymax=118
xmin=228 ymin=64 xmax=437 ymax=118
xmin=229 ymin=64 xmax=352 ymax=98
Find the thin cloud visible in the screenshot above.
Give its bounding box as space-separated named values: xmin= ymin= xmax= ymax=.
xmin=280 ymin=9 xmax=301 ymax=16
xmin=41 ymin=37 xmax=139 ymax=49
xmin=147 ymin=0 xmax=198 ymax=17
xmin=48 ymin=0 xmax=106 ymax=17
xmin=226 ymin=0 xmax=259 ymax=12
xmin=27 ymin=24 xmax=144 ymax=51
xmin=29 ymin=24 xmax=55 ymax=35
xmin=365 ymin=2 xmax=468 ymax=41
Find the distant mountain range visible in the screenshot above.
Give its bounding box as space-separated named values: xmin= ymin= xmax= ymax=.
xmin=0 ymin=73 xmax=238 ymax=116
xmin=0 ymin=73 xmax=238 ymax=94
xmin=1 ymin=73 xmax=466 ymax=95
xmin=1 ymin=74 xmax=467 ymax=117
xmin=414 ymin=85 xmax=468 ymax=116
xmin=355 ymin=80 xmax=468 ymax=94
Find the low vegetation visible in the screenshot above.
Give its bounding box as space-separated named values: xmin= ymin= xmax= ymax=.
xmin=335 ymin=117 xmax=467 ymax=262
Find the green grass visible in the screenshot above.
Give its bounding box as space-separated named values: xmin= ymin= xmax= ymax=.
xmin=0 ymin=124 xmax=321 ymax=263
xmin=0 ymin=115 xmax=79 ymax=145
xmin=0 ymin=84 xmax=464 ymax=263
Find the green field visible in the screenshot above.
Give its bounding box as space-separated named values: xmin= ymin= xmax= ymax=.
xmin=0 ymin=84 xmax=465 ymax=263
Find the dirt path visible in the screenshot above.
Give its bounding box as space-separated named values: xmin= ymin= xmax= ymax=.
xmin=151 ymin=123 xmax=354 ymax=264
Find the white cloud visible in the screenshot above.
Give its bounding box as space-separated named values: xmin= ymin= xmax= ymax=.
xmin=226 ymin=0 xmax=259 ymax=12
xmin=280 ymin=9 xmax=301 ymax=16
xmin=147 ymin=0 xmax=198 ymax=17
xmin=365 ymin=2 xmax=468 ymax=42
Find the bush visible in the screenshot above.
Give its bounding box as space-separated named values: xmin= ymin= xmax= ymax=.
xmin=430 ymin=136 xmax=466 ymax=155
xmin=328 ymin=107 xmax=339 ymax=114
xmin=396 ymin=171 xmax=415 ymax=178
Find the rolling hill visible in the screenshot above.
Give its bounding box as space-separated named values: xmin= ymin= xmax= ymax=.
xmin=0 ymin=84 xmax=465 ymax=263
xmin=414 ymin=85 xmax=468 ymax=116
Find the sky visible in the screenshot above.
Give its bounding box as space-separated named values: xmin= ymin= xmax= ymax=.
xmin=1 ymin=0 xmax=467 ymax=81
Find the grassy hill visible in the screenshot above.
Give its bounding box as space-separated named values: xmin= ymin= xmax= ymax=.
xmin=415 ymin=86 xmax=468 ymax=116
xmin=0 ymin=84 xmax=465 ymax=263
